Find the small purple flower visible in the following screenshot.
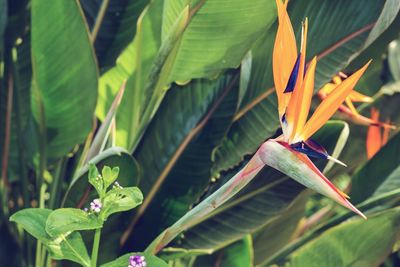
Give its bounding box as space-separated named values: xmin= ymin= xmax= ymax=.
xmin=90 ymin=199 xmax=102 ymax=213
xmin=128 ymin=255 xmax=146 ymax=267
xmin=83 ymin=208 xmax=88 ymax=212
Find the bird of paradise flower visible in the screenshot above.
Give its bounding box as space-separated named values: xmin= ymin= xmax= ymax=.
xmin=146 ymin=0 xmax=371 ymax=254
xmin=254 ymin=0 xmax=370 ymax=219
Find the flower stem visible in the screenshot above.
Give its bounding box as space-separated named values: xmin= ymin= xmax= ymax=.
xmin=35 ymin=242 xmax=42 ymax=267
xmin=145 ymin=150 xmax=265 ymax=254
xmin=35 ymin=183 xmax=48 ymax=267
xmin=90 ymin=0 xmax=110 ymax=44
xmin=91 ymin=228 xmax=102 ymax=267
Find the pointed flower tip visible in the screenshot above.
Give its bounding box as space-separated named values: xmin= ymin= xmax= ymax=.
xmin=340 ymin=191 xmax=350 ymax=199
xmin=384 ymin=123 xmax=397 ymax=130
xmin=362 ymin=60 xmax=372 ymax=72
xmin=345 ymin=199 xmax=367 ymax=220
xmin=262 ymin=140 xmax=366 ymax=219
xmin=327 ymin=155 xmax=347 ymax=167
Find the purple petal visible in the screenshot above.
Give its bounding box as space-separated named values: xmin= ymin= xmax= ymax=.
xmin=290 ymin=139 xmax=328 ymax=159
xmin=284 ymin=53 xmax=301 ymax=93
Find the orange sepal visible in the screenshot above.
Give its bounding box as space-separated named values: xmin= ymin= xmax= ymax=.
xmin=366 ymin=108 xmax=382 ymax=159
xmin=273 ymin=0 xmax=298 ymax=117
xmin=300 ymin=61 xmax=371 ymax=141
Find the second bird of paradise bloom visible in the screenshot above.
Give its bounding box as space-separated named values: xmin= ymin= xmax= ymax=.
xmin=319 ymin=72 xmax=395 ymax=129
xmin=235 ymin=0 xmax=371 ymax=219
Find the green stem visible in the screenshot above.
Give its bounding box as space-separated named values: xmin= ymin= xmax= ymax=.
xmin=91 ymin=228 xmax=102 ymax=267
xmin=45 ymin=254 xmax=52 ymax=267
xmin=41 ymin=245 xmax=47 ymax=267
xmin=90 ymin=0 xmax=110 ymax=43
xmin=35 ymin=242 xmax=42 ymax=267
xmin=35 ymin=183 xmax=47 ymax=267
xmin=48 ymin=159 xmax=65 ymax=209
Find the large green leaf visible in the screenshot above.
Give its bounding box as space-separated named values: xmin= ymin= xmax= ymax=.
xmin=31 ymin=0 xmax=98 ymax=158
xmin=164 ymin=0 xmax=275 ymax=82
xmin=10 ymin=208 xmax=91 ymax=266
xmin=285 ymin=208 xmax=400 ymax=267
xmin=80 ymin=0 xmax=149 ymax=69
xmin=95 ymin=1 xmax=162 ymax=149
xmin=122 ymin=71 xmax=240 ymax=250
xmin=263 ymin=188 xmax=400 ymax=265
xmin=351 ymin=131 xmax=400 ymax=203
xmin=172 ymin=121 xmax=348 ymax=252
xmin=96 ymin=0 xmax=276 ymax=151
xmin=253 ymin=192 xmax=309 ymax=266
xmin=212 ymin=0 xmax=399 ymax=174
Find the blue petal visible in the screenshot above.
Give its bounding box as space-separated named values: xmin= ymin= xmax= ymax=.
xmin=284 ymin=53 xmax=301 ymax=93
xmin=281 ymin=113 xmax=287 ymax=124
xmin=291 ymin=140 xmax=328 ymax=159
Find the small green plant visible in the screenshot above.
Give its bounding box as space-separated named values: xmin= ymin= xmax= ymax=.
xmin=9 ymin=164 xmax=166 ymax=267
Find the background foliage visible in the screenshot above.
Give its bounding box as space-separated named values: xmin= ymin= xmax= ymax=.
xmin=1 ymin=0 xmax=400 ymax=266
